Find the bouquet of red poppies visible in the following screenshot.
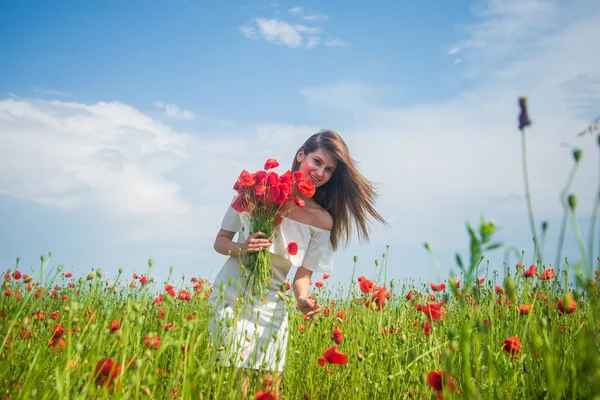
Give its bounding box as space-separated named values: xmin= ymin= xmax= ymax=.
xmin=232 ymin=158 xmax=316 ymax=299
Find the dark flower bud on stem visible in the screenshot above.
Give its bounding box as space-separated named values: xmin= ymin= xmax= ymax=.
xmin=518 ymin=97 xmax=532 ymax=130
xmin=573 ymin=149 xmax=582 ymax=163
xmin=568 ymin=194 xmax=577 ymax=210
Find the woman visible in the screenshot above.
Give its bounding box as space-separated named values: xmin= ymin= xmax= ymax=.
xmin=209 ymin=129 xmax=386 ymax=395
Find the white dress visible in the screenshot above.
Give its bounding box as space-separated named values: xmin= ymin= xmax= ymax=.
xmin=208 ymin=202 xmax=334 ymax=372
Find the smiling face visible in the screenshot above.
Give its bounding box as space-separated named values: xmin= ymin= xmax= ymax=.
xmin=296 ymin=148 xmax=338 ymax=188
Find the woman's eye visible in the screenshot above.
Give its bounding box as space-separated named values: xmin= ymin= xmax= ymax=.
xmin=314 ymin=159 xmax=321 ymax=165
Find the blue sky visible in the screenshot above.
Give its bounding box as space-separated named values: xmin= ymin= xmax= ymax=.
xmin=1 ymin=0 xmax=599 ymax=290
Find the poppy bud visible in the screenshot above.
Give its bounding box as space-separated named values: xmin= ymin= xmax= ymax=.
xmin=424 ymin=242 xmax=431 ymax=251
xmin=541 ymin=221 xmax=548 ymax=233
xmin=87 ymin=271 xmax=96 ymax=280
xmin=148 ymin=259 xmax=154 ymax=267
xmin=57 ymin=264 xmax=64 ymax=272
xmin=518 ymin=97 xmax=532 ymax=130
xmin=118 ymin=268 xmax=123 ymax=274
xmin=573 ymin=149 xmax=582 ymax=162
xmin=96 ymin=269 xmax=103 ymax=278
xmin=353 ymin=256 xmax=359 ymax=262
xmin=40 ymin=255 xmax=45 ymax=262
xmin=568 ymin=194 xmax=577 ymax=210
xmin=16 ymin=257 xmax=20 ymax=265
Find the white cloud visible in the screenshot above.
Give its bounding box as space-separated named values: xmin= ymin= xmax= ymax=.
xmin=241 ymin=8 xmax=344 ymax=49
xmin=325 ymin=38 xmax=349 ymax=47
xmin=32 ymin=87 xmax=71 ymax=97
xmin=154 ymin=102 xmax=195 ymax=120
xmin=448 ymin=46 xmax=461 ymax=55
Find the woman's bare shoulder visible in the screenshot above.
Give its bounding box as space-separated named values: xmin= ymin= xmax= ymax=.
xmin=314 ymin=208 xmax=333 ymax=231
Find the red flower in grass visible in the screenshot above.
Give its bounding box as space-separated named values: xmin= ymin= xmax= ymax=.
xmin=357 ymin=276 xmax=376 ymax=294
xmin=264 ymin=158 xmax=279 ymax=170
xmin=287 ymin=242 xmax=298 ymax=256
xmin=255 ymin=389 xmax=276 ymax=400
xmin=64 ymin=272 xmax=73 ymax=278
xmin=95 ymin=358 xmax=121 ymax=391
xmin=539 ymin=268 xmax=555 ymax=280
xmin=430 ymin=283 xmax=446 ymax=292
xmin=323 ymin=273 xmax=330 ymax=280
xmin=519 ymin=304 xmax=533 ymax=315
xmin=178 ymin=290 xmax=191 ymax=301
xmin=12 ymin=270 xmax=22 ymax=280
xmin=427 ymin=370 xmax=456 ymax=399
xmin=503 ymin=336 xmax=522 ymax=356
xmin=406 ymin=290 xmax=413 ymax=300
xmin=139 ymin=276 xmax=149 ymax=286
xmin=144 ymin=335 xmax=161 ymax=350
xmin=516 ymin=263 xmax=525 ymax=269
xmin=317 ymin=346 xmax=348 ymax=366
xmin=558 ymin=295 xmax=577 ymax=314
xmin=477 ymin=278 xmax=485 ymax=285
xmin=523 ymin=265 xmax=537 ymax=278
xmin=52 ymin=323 xmax=65 ymax=339
xmin=367 ymin=286 xmax=389 ymax=311
xmin=315 ymin=281 xmax=323 ymax=289
xmin=109 ymin=320 xmax=120 ymax=333
xmin=423 ymin=321 xmax=431 ymax=337
xmin=332 ymin=326 xmax=343 ymax=344
xmin=418 ymin=301 xmax=447 ymax=321
xmin=495 ymin=286 xmax=504 ymax=295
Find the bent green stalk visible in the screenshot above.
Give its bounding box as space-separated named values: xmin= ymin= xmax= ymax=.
xmin=556 ymin=161 xmax=580 ymax=269
xmin=520 ymin=128 xmax=542 ymax=264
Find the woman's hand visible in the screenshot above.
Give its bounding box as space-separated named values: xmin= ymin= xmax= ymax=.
xmin=296 ymin=296 xmax=322 ymax=317
xmin=244 ymin=232 xmax=272 ymax=253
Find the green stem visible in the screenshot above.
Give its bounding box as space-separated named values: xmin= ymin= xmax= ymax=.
xmin=588 ymin=155 xmax=600 ymax=268
xmin=570 ymin=209 xmax=590 ymax=274
xmin=520 ymin=129 xmax=542 ymax=263
xmin=556 ymin=162 xmax=580 ymax=269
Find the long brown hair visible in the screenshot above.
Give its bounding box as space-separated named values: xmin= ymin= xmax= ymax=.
xmin=291 ymin=129 xmax=387 ymax=250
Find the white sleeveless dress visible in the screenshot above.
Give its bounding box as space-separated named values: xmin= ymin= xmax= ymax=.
xmin=208 ymin=202 xmax=333 ymax=372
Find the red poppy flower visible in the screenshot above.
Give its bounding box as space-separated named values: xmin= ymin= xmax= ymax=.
xmin=264 ymin=158 xmax=279 ymax=170
xmin=323 ymin=273 xmax=330 ymax=280
xmin=423 ymin=321 xmax=431 ymax=337
xmin=255 ymin=389 xmax=276 ymax=400
xmin=318 ymin=346 xmax=348 ymax=366
xmin=420 ymin=301 xmax=447 ymax=321
xmin=287 ymin=242 xmax=298 ymax=256
xmin=427 ymin=370 xmax=456 ymax=398
xmin=503 ymin=336 xmax=522 ymax=355
xmin=232 ymin=195 xmax=250 ymax=213
xmin=285 ymin=282 xmax=291 ymax=291
xmin=315 ymin=281 xmax=323 ymax=289
xmin=95 ymin=358 xmax=121 ymax=391
xmin=109 ymin=320 xmax=120 ymax=333
xmin=52 ymin=323 xmax=65 ymax=339
xmin=368 ymin=286 xmax=388 ymax=311
xmin=358 ymin=277 xmax=376 ymax=294
xmin=298 ymin=324 xmax=306 ymax=332
xmin=477 ymin=278 xmax=485 ymax=285
xmin=64 ymin=272 xmax=73 ymax=278
xmin=12 ymin=270 xmax=22 ymax=280
xmin=430 ymin=283 xmax=446 ymax=292
xmin=495 ymin=286 xmax=504 ymax=295
xmin=539 ymin=268 xmax=555 ymax=280
xmin=558 ymin=296 xmax=577 ymax=314
xmin=144 ymin=335 xmax=161 ymax=350
xmin=295 ymin=176 xmax=316 ymax=198
xmin=519 ymin=304 xmax=533 ymax=315
xmin=516 ymin=263 xmax=525 ymax=269
xmin=233 ymin=170 xmax=256 ymax=192
xmin=139 ymin=276 xmax=149 ymax=286
xmin=406 ymin=290 xmax=413 ymax=300
xmin=523 ymin=265 xmax=537 ymax=278
xmin=332 ymin=326 xmax=343 ymax=344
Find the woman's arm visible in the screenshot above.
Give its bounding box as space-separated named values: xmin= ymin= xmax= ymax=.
xmin=293 ymin=266 xmax=319 ymax=315
xmin=213 ymin=229 xmax=272 ymax=257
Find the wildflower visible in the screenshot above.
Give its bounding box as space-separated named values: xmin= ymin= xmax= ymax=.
xmin=558 ymin=295 xmax=577 ymax=314
xmin=357 ymin=276 xmax=376 ymax=294
xmin=516 ymin=263 xmax=525 ymax=269
xmin=285 ymin=282 xmax=291 ymax=291
xmin=497 ymin=297 xmax=513 ymax=307
xmin=64 ymin=272 xmax=73 ymax=278
xmin=255 ymin=389 xmax=276 ymax=400
xmin=317 ymin=346 xmax=348 ymax=366
xmin=519 ymin=304 xmax=533 ymax=315
xmin=144 ymin=335 xmax=161 ymax=350
xmin=495 ymin=286 xmax=505 ymax=295
xmin=264 ymin=158 xmax=279 ymax=170
xmin=109 ymin=320 xmax=120 ymax=333
xmin=332 ymin=326 xmax=343 ymax=344
xmin=287 ymin=242 xmax=298 ymax=256
xmin=503 ymin=336 xmax=522 ymax=356
xmin=95 ymin=358 xmax=121 ymax=391
xmin=523 ymin=265 xmax=537 ymax=278
xmin=165 ymin=284 xmax=176 ymax=297
xmin=539 ymin=268 xmax=555 ymax=280
xmin=406 ymin=291 xmax=413 ymax=300
xmin=12 ymin=270 xmax=22 ymax=280
xmin=154 ymin=294 xmax=164 ymax=306
xmin=427 ymin=370 xmax=456 ymax=399
xmin=430 ymin=283 xmax=446 ymax=292
xmin=298 ymin=325 xmax=306 ymax=332
xmin=315 ymin=281 xmax=323 ymax=289
xmin=178 ymin=290 xmax=191 ymax=301
xmin=477 ymin=278 xmax=485 ymax=285
xmin=423 ymin=322 xmax=431 ymax=337
xmin=52 ymin=324 xmax=65 ymax=339
xmin=139 ymin=276 xmax=149 ymax=286
xmin=367 ymin=286 xmax=389 ymax=311
xmin=419 ymin=301 xmax=447 ymax=321
xmin=323 ymin=273 xmax=330 ymax=280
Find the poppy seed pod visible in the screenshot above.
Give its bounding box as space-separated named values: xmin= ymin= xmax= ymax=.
xmin=568 ymin=195 xmax=577 ymax=210
xmin=573 ymin=149 xmax=582 ymax=162
xmin=518 ymin=97 xmax=532 ymax=130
